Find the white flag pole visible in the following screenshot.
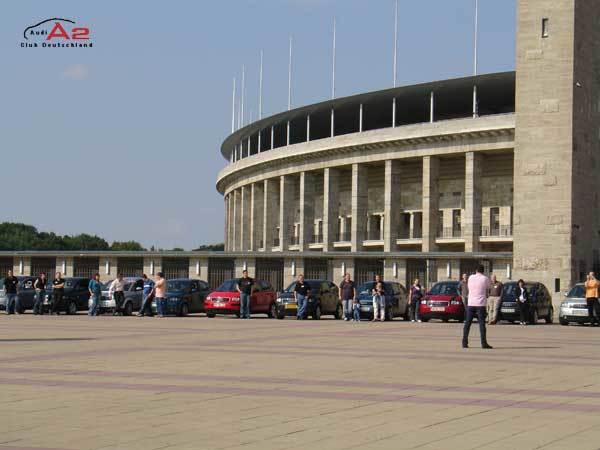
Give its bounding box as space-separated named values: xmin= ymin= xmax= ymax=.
xmin=231 ymin=77 xmax=236 ymax=133
xmin=472 ymin=0 xmax=479 ymax=118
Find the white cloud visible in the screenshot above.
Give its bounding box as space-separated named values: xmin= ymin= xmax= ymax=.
xmin=61 ymin=64 xmax=89 ymax=81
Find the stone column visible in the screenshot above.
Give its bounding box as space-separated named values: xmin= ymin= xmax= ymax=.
xmin=299 ymin=171 xmax=315 ymax=251
xmin=250 ymin=183 xmax=263 ymax=251
xmin=13 ymin=257 xmax=31 ymax=276
xmin=351 ymin=163 xmax=368 ymax=252
xmin=323 ymin=168 xmax=340 ymax=252
xmin=100 ymin=257 xmax=119 ymax=283
xmin=384 ymin=160 xmax=401 ymax=252
xmin=224 ymin=195 xmax=229 ymax=252
xmin=384 ymin=258 xmax=407 ymax=284
xmin=240 ymin=185 xmax=251 ymax=252
xmin=464 ymin=152 xmax=483 ymax=252
xmin=284 ymin=257 xmax=305 ymax=288
xmin=279 ymin=175 xmax=297 ymax=251
xmin=235 ymin=258 xmax=256 ymax=278
xmin=422 ymin=156 xmax=439 ymax=252
xmin=232 ymin=190 xmax=239 ymax=252
xmin=263 ymin=179 xmax=278 ymax=250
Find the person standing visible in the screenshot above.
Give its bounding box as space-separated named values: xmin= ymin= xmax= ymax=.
xmin=108 ymin=273 xmax=126 ymax=316
xmin=409 ymin=278 xmax=423 ymax=323
xmin=293 ymin=274 xmax=311 ymax=320
xmin=487 ymin=274 xmax=503 ymax=325
xmin=352 ymin=296 xmax=361 ymax=322
xmin=458 ymin=273 xmax=469 ymax=309
xmin=88 ymin=273 xmax=102 ymax=316
xmin=154 ymin=272 xmax=167 ymax=318
xmin=339 ymin=273 xmax=356 ymax=321
xmin=584 ymin=272 xmax=600 ymax=327
xmin=372 ymin=282 xmax=385 ymax=322
xmin=51 ymin=272 xmax=65 ymax=315
xmin=32 ymin=272 xmax=47 ymax=315
xmin=462 ymin=265 xmax=493 ymax=349
xmin=4 ymin=270 xmax=20 ymax=315
xmin=236 ymin=270 xmax=254 ymax=319
xmin=516 ymin=279 xmax=530 ymax=326
xmin=137 ymin=274 xmax=155 ymax=317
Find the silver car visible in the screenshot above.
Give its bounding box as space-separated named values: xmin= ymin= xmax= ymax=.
xmin=559 ymin=283 xmax=592 ymax=325
xmin=98 ymin=277 xmax=144 ymax=315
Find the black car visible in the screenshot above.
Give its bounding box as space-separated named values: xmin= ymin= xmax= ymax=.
xmin=356 ymin=281 xmax=410 ymax=321
xmin=0 ymin=276 xmax=46 ymax=313
xmin=498 ymin=281 xmax=554 ymax=324
xmin=275 ymin=279 xmax=342 ymax=320
xmin=44 ymin=277 xmax=92 ymax=314
xmin=151 ymin=279 xmax=210 ymax=316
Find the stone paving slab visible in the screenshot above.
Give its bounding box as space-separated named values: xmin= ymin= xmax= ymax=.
xmin=1 ymin=314 xmax=600 ymax=450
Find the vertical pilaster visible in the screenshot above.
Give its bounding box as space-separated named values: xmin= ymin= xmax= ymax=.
xmin=299 ymin=172 xmax=315 ymax=251
xmin=279 ymin=175 xmax=297 ymax=251
xmin=422 ymin=156 xmax=439 ymax=252
xmin=384 ymin=160 xmax=401 ymax=252
xmin=250 ymin=183 xmax=261 ymax=251
xmin=464 ymin=152 xmax=483 ymax=252
xmin=323 ymin=168 xmax=340 ymax=252
xmin=263 ymin=179 xmax=278 ymax=250
xmin=240 ymin=185 xmax=251 ymax=252
xmin=232 ymin=189 xmax=240 ymax=252
xmin=351 ymin=163 xmax=368 ymax=252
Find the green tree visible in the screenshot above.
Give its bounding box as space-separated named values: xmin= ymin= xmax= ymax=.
xmin=193 ymin=243 xmax=224 ymax=251
xmin=111 ymin=241 xmax=146 ymax=251
xmin=63 ymin=234 xmax=110 ymax=251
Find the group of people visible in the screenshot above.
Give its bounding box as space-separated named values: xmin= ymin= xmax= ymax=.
xmin=2 ymin=270 xmax=67 ymax=315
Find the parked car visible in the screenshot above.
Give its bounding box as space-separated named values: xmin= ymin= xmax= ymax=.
xmin=356 ymin=281 xmax=409 ymax=321
xmin=275 ymin=279 xmax=342 ymax=320
xmin=419 ymin=281 xmax=465 ymax=322
xmin=559 ymin=283 xmax=592 ymax=325
xmin=498 ymin=281 xmax=554 ymax=324
xmin=44 ymin=277 xmax=91 ymax=314
xmin=204 ymin=279 xmax=277 ymax=318
xmin=99 ymin=277 xmax=144 ymax=315
xmin=150 ymin=278 xmax=210 ymax=316
xmin=0 ymin=276 xmax=41 ymax=313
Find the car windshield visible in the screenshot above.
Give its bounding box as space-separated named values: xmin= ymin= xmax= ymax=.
xmin=0 ymin=278 xmax=3 ymax=289
xmin=567 ymin=285 xmax=585 ymax=298
xmin=357 ymin=282 xmax=388 ymax=295
xmin=283 ymin=282 xmax=296 ymax=293
xmin=215 ymin=279 xmax=238 ymax=292
xmin=429 ymin=282 xmax=459 ymax=295
xmin=502 ymin=283 xmax=535 ymax=299
xmin=167 ymin=281 xmax=190 ymax=291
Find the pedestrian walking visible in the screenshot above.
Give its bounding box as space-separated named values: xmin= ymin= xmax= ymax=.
xmin=137 ymin=274 xmax=155 ymax=317
xmin=108 ymin=273 xmax=126 ymax=316
xmin=154 ymin=272 xmax=167 ymax=318
xmin=516 ymin=279 xmax=530 ymax=326
xmin=458 ymin=273 xmax=469 ymax=309
xmin=88 ymin=273 xmax=102 ymax=316
xmin=409 ymin=278 xmax=423 ymax=322
xmin=3 ymin=270 xmax=20 ymax=315
xmin=352 ymin=297 xmax=361 ymax=322
xmin=293 ymin=274 xmax=310 ymax=320
xmin=51 ymin=272 xmax=65 ymax=314
xmin=584 ymin=272 xmax=600 ymax=326
xmin=32 ymin=272 xmax=47 ymax=315
xmin=236 ymin=270 xmax=254 ymax=319
xmin=372 ymin=282 xmax=385 ymax=321
xmin=487 ymin=274 xmax=503 ymax=325
xmin=462 ymin=265 xmax=493 ymax=349
xmin=339 ymin=273 xmax=356 ymax=321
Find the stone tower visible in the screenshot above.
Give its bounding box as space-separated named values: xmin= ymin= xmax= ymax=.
xmin=514 ymin=0 xmax=600 ymax=294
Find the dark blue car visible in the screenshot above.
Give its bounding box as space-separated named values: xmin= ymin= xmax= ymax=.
xmin=151 ymin=278 xmax=210 ymax=316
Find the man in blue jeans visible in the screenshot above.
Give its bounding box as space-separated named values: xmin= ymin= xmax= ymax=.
xmin=4 ymin=270 xmax=20 ymax=315
xmin=32 ymin=272 xmax=47 ymax=315
xmin=88 ymin=273 xmax=102 ymax=316
xmin=236 ymin=270 xmax=254 ymax=319
xmin=293 ymin=274 xmax=311 ymax=320
xmin=137 ymin=274 xmax=155 ymax=317
xmin=462 ymin=265 xmax=493 ymax=349
xmin=339 ymin=273 xmax=356 ymax=321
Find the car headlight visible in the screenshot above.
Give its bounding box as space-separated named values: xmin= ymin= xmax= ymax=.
xmin=450 ymin=300 xmax=462 ymax=305
xmin=170 ymin=297 xmax=180 ymax=302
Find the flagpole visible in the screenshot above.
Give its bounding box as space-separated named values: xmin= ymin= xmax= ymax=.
xmin=241 ymin=64 xmax=246 ymax=126
xmin=332 ymin=17 xmax=336 ymax=100
xmin=393 ymin=0 xmax=398 ymax=88
xmin=259 ymin=50 xmax=264 ymax=120
xmin=472 ymin=0 xmax=478 ymax=118
xmin=288 ymin=36 xmax=293 ymax=111
xmin=231 ymin=77 xmax=236 ymax=133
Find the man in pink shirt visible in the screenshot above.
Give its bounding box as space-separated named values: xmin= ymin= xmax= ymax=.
xmin=462 ymin=265 xmax=493 ymax=349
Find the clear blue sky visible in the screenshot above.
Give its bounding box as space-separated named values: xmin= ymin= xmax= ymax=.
xmin=0 ymin=0 xmax=516 ymax=250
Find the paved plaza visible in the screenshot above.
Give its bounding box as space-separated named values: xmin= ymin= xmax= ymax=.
xmin=1 ymin=315 xmax=600 ymax=450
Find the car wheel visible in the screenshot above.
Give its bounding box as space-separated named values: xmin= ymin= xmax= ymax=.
xmin=67 ymin=301 xmax=77 ymax=315
xmin=334 ymin=303 xmax=343 ymax=320
xmin=207 ymin=312 xmax=216 ymax=318
xmin=545 ymin=307 xmax=554 ymax=324
xmin=559 ymin=318 xmax=569 ymax=325
xmin=179 ymin=302 xmax=189 ymax=317
xmin=123 ymin=302 xmax=133 ymax=317
xmin=268 ymin=302 xmax=277 ymax=319
xmin=421 ymin=318 xmax=430 ymax=322
xmin=531 ymin=309 xmax=539 ymax=325
xmin=313 ymin=305 xmax=321 ymax=320
xmin=442 ymin=318 xmax=449 ymax=323
xmin=17 ymin=303 xmax=25 ymax=314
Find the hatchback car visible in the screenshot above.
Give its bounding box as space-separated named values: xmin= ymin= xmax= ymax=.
xmin=559 ymin=283 xmax=593 ymax=325
xmin=356 ymin=281 xmax=409 ymax=321
xmin=150 ymin=278 xmax=210 ymax=316
xmin=419 ymin=281 xmax=465 ymax=322
xmin=498 ymin=281 xmax=554 ymax=324
xmin=204 ymin=279 xmax=277 ymax=318
xmin=275 ymin=279 xmax=342 ymax=320
xmin=99 ymin=277 xmax=144 ymax=315
xmin=44 ymin=277 xmax=91 ymax=314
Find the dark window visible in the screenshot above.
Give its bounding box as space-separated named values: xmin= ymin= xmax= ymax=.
xmin=542 ymin=18 xmax=549 ymax=38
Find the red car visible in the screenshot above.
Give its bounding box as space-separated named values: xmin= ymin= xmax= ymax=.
xmin=419 ymin=281 xmax=464 ymax=322
xmin=204 ymin=278 xmax=278 ymax=318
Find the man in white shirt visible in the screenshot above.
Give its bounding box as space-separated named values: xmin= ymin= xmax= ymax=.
xmin=108 ymin=273 xmax=127 ymax=316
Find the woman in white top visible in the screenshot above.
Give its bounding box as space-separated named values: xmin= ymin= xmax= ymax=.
xmin=516 ymin=279 xmax=530 ymax=326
